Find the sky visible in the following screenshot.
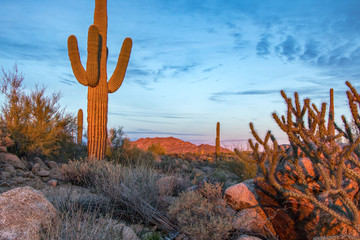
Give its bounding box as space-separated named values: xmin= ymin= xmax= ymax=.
xmin=1 ymin=0 xmax=360 ymax=149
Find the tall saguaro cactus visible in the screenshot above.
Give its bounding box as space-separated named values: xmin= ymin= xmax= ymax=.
xmin=215 ymin=122 xmax=220 ymax=158
xmin=67 ymin=0 xmax=132 ymax=159
xmin=77 ymin=109 xmax=83 ymax=145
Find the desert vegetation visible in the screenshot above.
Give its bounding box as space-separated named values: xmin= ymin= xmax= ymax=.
xmin=2 ymin=1 xmax=360 ymax=240
xmin=3 ymin=65 xmax=360 ymax=239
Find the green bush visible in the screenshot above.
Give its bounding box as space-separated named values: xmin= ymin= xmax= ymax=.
xmin=148 ymin=143 xmax=167 ymax=155
xmin=0 ymin=65 xmax=75 ymax=160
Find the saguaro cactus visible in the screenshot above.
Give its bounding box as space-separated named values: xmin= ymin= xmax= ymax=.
xmin=215 ymin=122 xmax=220 ymax=158
xmin=77 ymin=109 xmax=83 ymax=145
xmin=67 ymin=0 xmax=132 ymax=159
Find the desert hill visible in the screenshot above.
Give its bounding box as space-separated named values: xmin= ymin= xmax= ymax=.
xmin=130 ymin=137 xmax=232 ymax=154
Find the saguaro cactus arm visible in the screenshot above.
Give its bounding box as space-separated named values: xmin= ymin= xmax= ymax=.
xmin=67 ymin=25 xmax=100 ymax=87
xmin=77 ymin=109 xmax=83 ymax=145
xmin=108 ymin=38 xmax=133 ymax=93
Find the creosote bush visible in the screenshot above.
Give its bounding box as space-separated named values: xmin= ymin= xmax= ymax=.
xmin=168 ymin=181 xmax=234 ymax=240
xmin=0 ymin=65 xmax=75 ymax=160
xmin=148 ymin=143 xmax=167 ymax=155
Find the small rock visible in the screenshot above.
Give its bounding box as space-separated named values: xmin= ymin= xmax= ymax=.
xmin=49 ymin=168 xmax=64 ymax=180
xmin=0 ymin=182 xmax=10 ymax=187
xmin=37 ymin=169 xmax=50 ymax=177
xmin=236 ymin=235 xmax=263 ymax=240
xmin=47 ymin=161 xmax=59 ymax=170
xmin=33 ymin=157 xmax=50 ymax=170
xmin=4 ymin=165 xmax=16 ymax=175
xmin=13 ymin=176 xmax=27 ymax=184
xmin=0 ymin=172 xmax=11 ymax=180
xmin=8 ymin=180 xmax=17 ymax=186
xmin=22 ymin=171 xmax=35 ymax=178
xmin=27 ymin=178 xmax=45 ymax=189
xmin=0 ymin=152 xmax=27 ymax=170
xmin=47 ymin=179 xmax=57 ymax=187
xmin=122 ymin=225 xmax=139 ymax=240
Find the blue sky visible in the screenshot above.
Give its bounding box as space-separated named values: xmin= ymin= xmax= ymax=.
xmin=1 ymin=0 xmax=360 ymax=148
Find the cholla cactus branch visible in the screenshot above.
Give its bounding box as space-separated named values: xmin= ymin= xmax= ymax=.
xmin=247 ymin=83 xmax=360 ymax=238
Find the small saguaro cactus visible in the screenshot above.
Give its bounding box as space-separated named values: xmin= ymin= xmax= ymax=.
xmin=67 ymin=0 xmax=132 ymax=159
xmin=215 ymin=122 xmax=220 ymax=158
xmin=77 ymin=109 xmax=83 ymax=145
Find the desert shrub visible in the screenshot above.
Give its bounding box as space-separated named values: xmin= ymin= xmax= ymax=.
xmin=41 ymin=188 xmax=125 ymax=240
xmin=0 ymin=65 xmax=75 ymax=159
xmin=61 ymin=159 xmax=176 ymax=232
xmin=0 ymin=126 xmax=13 ymax=147
xmin=107 ymin=135 xmax=157 ymax=168
xmin=223 ymin=153 xmax=257 ymax=180
xmin=168 ymin=181 xmax=234 ymax=240
xmin=141 ymin=231 xmax=162 ymax=240
xmin=148 ymin=143 xmax=167 ymax=155
xmin=105 ymin=127 xmax=125 ymax=159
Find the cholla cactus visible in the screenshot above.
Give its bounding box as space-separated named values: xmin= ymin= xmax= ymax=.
xmin=77 ymin=109 xmax=83 ymax=145
xmin=236 ymin=83 xmax=360 ymax=239
xmin=67 ymin=0 xmax=132 ymax=159
xmin=215 ymin=122 xmax=220 ymax=158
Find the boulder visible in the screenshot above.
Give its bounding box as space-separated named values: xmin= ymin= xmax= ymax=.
xmin=121 ymin=225 xmax=140 ymax=240
xmin=236 ymin=235 xmax=263 ymax=240
xmin=3 ymin=164 xmax=16 ymax=176
xmin=224 ymin=179 xmax=258 ymax=210
xmin=233 ymin=207 xmax=277 ymax=239
xmin=47 ymin=160 xmax=59 ymax=170
xmin=33 ymin=157 xmax=50 ymax=171
xmin=0 ymin=152 xmax=27 ymax=170
xmin=32 ymin=163 xmax=50 ymax=177
xmin=49 ymin=168 xmax=64 ymax=180
xmin=0 ymin=186 xmax=59 ymax=240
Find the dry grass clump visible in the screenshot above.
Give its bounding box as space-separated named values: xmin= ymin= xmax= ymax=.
xmin=168 ymin=181 xmax=234 ymax=240
xmin=41 ymin=187 xmax=125 ymax=240
xmin=61 ymin=158 xmax=177 ymax=233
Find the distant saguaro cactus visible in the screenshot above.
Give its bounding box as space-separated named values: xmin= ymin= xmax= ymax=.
xmin=215 ymin=122 xmax=220 ymax=158
xmin=67 ymin=0 xmax=132 ymax=159
xmin=77 ymin=109 xmax=83 ymax=145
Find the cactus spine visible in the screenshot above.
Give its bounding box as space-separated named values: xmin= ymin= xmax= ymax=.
xmin=67 ymin=0 xmax=132 ymax=159
xmin=216 ymin=122 xmax=220 ymax=158
xmin=77 ymin=109 xmax=83 ymax=145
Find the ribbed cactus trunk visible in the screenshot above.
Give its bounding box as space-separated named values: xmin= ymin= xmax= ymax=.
xmin=87 ymin=0 xmax=108 ymax=159
xmin=77 ymin=109 xmax=83 ymax=145
xmin=215 ymin=122 xmax=220 ymax=158
xmin=67 ymin=0 xmax=132 ymax=160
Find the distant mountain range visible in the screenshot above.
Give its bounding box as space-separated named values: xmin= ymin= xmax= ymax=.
xmin=130 ymin=137 xmax=232 ymax=154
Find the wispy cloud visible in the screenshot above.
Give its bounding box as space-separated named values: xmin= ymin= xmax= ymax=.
xmin=126 ymin=128 xmax=205 ymax=137
xmin=256 ymin=34 xmax=271 ymax=57
xmin=210 ymin=89 xmax=279 ymax=102
xmin=275 ymin=35 xmax=301 ymax=61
